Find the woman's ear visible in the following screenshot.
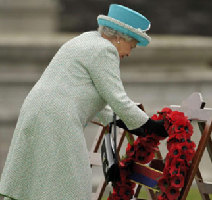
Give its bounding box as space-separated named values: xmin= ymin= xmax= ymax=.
xmin=116 ymin=35 xmax=121 ymax=43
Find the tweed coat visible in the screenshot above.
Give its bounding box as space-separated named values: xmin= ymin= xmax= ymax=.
xmin=0 ymin=31 xmax=149 ymax=200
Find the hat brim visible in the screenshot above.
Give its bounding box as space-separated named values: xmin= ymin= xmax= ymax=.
xmin=97 ymin=15 xmax=151 ymax=46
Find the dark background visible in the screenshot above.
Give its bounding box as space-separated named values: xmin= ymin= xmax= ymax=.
xmin=58 ymin=0 xmax=212 ymax=36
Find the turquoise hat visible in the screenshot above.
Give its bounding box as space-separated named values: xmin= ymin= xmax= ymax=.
xmin=97 ymin=4 xmax=151 ymax=46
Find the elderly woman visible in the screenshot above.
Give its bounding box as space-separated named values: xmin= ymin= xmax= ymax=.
xmin=0 ymin=4 xmax=167 ymax=200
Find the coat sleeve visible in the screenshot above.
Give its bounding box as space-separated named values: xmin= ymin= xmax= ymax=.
xmin=86 ymin=45 xmax=149 ymax=130
xmin=92 ymin=105 xmax=114 ymax=126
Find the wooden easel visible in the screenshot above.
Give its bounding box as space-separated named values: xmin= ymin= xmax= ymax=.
xmin=89 ymin=124 xmax=127 ymax=200
xmin=90 ymin=93 xmax=212 ymax=200
xmin=170 ymin=92 xmax=212 ymax=200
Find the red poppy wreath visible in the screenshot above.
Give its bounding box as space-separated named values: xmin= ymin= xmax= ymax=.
xmin=107 ymin=107 xmax=196 ymax=200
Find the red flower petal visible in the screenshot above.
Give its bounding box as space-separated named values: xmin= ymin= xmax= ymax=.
xmin=158 ymin=177 xmax=170 ymax=193
xmin=158 ymin=193 xmax=168 ymax=200
xmin=166 ymin=187 xmax=180 ymax=200
xmin=171 ymin=174 xmax=185 ymax=188
xmin=136 ymin=151 xmax=155 ymax=164
xmin=151 ymin=114 xmax=159 ymax=120
xmin=161 ymin=107 xmax=172 ymax=114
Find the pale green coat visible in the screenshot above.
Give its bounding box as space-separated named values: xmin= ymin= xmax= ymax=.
xmin=0 ymin=31 xmax=148 ymax=200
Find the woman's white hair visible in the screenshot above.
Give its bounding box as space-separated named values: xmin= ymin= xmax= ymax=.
xmin=98 ymin=25 xmax=134 ymax=42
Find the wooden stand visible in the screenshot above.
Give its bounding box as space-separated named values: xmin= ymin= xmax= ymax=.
xmin=90 ymin=93 xmax=212 ymax=200
xmin=90 ymin=124 xmax=127 ymax=200
xmin=170 ymin=93 xmax=212 ymax=200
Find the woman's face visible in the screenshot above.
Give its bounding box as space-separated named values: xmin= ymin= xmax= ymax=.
xmin=116 ymin=38 xmax=138 ymax=59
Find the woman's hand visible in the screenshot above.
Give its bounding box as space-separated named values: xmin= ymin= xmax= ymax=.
xmin=115 ymin=118 xmax=168 ymax=138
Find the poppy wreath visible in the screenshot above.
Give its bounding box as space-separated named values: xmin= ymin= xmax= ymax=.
xmin=107 ymin=107 xmax=196 ymax=200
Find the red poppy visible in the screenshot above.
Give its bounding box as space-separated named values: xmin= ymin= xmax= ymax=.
xmin=185 ymin=151 xmax=195 ymax=163
xmin=168 ymin=132 xmax=187 ymax=140
xmin=158 ymin=193 xmax=168 ymax=200
xmin=111 ymin=184 xmax=133 ymax=200
xmin=168 ymin=125 xmax=189 ymax=138
xmin=141 ymin=136 xmax=160 ymax=147
xmin=108 ymin=193 xmax=121 ymax=200
xmin=176 ymin=117 xmax=188 ymax=127
xmin=126 ymin=143 xmax=133 ymax=152
xmin=163 ymin=166 xmax=171 ymax=177
xmin=120 ymin=157 xmax=133 ymax=168
xmin=151 ymin=114 xmax=159 ymax=120
xmin=164 ymin=120 xmax=171 ymax=133
xmin=111 ymin=188 xmax=118 ymax=197
xmin=178 ymin=152 xmax=192 ymax=163
xmin=170 ymin=157 xmax=185 ymax=168
xmin=118 ymin=185 xmax=134 ymax=197
xmin=168 ymin=111 xmax=187 ymax=124
xmin=186 ymin=122 xmax=193 ymax=135
xmin=172 ymin=124 xmax=184 ymax=133
xmin=158 ymin=114 xmax=164 ymax=120
xmin=167 ymin=138 xmax=179 ymax=151
xmin=126 ymin=143 xmax=135 ymax=157
xmin=136 ymin=151 xmax=155 ymax=164
xmin=169 ymin=144 xmax=183 ymax=158
xmin=186 ymin=139 xmax=196 ymax=149
xmin=161 ymin=107 xmax=172 ymax=114
xmin=166 ymin=186 xmax=180 ymax=200
xmin=167 ymin=125 xmax=176 ymax=136
xmin=169 ymin=166 xmax=179 ymax=177
xmin=165 ymin=154 xmax=173 ymax=164
xmin=133 ymin=140 xmax=147 ymax=154
xmin=171 ymin=174 xmax=184 ymax=188
xmin=179 ymin=167 xmax=188 ymax=177
xmin=176 ymin=141 xmax=194 ymax=152
xmin=158 ymin=177 xmax=170 ymax=193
